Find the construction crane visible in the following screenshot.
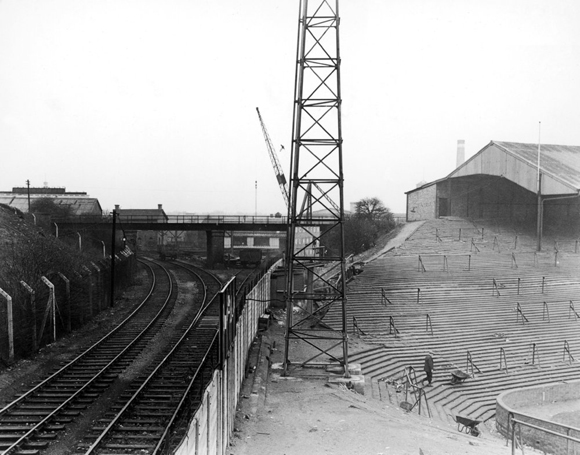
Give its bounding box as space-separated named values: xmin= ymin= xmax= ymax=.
xmin=256 ymin=107 xmax=340 ymax=215
xmin=256 ymin=107 xmax=289 ymax=208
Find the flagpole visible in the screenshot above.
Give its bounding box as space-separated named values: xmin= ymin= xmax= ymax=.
xmin=536 ymin=121 xmax=542 ymax=251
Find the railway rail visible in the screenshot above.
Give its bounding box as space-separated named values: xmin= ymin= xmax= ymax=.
xmin=76 ymin=261 xmax=223 ymax=454
xmin=0 ymin=258 xmax=223 ymax=455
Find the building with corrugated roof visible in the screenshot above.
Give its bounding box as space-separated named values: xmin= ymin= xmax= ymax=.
xmin=0 ymin=187 xmax=102 ymax=216
xmin=405 ymin=141 xmax=580 ymax=236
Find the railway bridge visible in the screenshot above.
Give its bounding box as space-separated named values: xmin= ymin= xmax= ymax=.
xmin=54 ymin=214 xmax=290 ymax=265
xmin=53 ymin=214 xmax=299 ymax=266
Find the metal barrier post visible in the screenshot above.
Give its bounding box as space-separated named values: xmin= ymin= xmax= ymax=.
xmin=542 ymin=302 xmax=550 ymax=322
xmin=493 ymin=279 xmax=501 ymax=297
xmin=542 ymin=276 xmax=545 ymax=294
xmin=499 ymin=347 xmax=509 ymax=374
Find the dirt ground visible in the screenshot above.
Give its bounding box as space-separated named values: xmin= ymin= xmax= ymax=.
xmin=229 ymin=320 xmax=524 ymax=455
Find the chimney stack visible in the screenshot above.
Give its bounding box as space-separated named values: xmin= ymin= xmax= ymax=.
xmin=456 ymin=140 xmax=465 ymax=168
xmin=114 ymin=204 xmax=120 ymax=211
xmin=158 ymin=204 xmax=163 ymax=210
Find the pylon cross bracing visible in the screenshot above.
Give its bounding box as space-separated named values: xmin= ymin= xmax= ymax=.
xmin=284 ymin=0 xmax=348 ymax=377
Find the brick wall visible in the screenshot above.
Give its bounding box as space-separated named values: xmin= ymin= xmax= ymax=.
xmin=407 ymin=184 xmax=436 ymax=221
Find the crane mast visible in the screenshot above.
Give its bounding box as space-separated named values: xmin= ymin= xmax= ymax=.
xmin=256 ymin=107 xmax=290 ymax=208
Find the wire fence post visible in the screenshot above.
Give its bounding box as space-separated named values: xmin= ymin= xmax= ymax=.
xmin=0 ymin=287 xmax=14 ymax=363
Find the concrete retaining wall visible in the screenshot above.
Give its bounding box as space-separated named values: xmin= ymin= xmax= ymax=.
xmin=174 ymin=261 xmax=277 ymax=455
xmin=497 ymin=381 xmax=580 ymax=455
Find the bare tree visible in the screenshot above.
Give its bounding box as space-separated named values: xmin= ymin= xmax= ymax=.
xmin=355 ymin=197 xmax=392 ymax=222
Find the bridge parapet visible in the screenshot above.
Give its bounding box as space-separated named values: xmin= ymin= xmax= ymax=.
xmin=55 ymin=214 xmax=289 ymax=225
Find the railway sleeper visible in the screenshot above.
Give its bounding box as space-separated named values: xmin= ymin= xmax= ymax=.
xmin=0 ymin=433 xmax=57 ymax=442
xmin=103 ymin=443 xmax=156 ymax=450
xmin=60 ymin=370 xmax=119 ymax=377
xmin=24 ymin=396 xmax=94 ymax=404
xmin=120 ymin=393 xmax=174 ymax=401
xmin=17 ymin=404 xmax=87 ymax=410
xmin=0 ymin=416 xmax=73 ymax=424
xmin=0 ymin=424 xmax=65 ymax=431
xmin=90 ymin=425 xmax=165 ymax=432
xmin=9 ymin=410 xmax=81 ymax=417
xmin=98 ymin=418 xmax=160 ymax=425
xmin=107 ymin=409 xmax=173 ymax=417
xmin=57 ymin=373 xmax=118 ymax=380
xmin=124 ymin=403 xmax=177 ymax=410
xmin=84 ymin=433 xmax=162 ymax=440
xmin=29 ymin=392 xmax=83 ymax=398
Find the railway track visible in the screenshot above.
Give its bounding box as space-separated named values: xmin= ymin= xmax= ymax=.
xmin=75 ymin=261 xmax=223 ymax=454
xmin=0 ymin=258 xmax=223 ymax=455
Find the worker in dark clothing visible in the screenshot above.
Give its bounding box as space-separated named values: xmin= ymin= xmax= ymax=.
xmin=422 ymin=353 xmax=434 ymax=386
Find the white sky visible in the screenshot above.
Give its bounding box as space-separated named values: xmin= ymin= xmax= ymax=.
xmin=1 ymin=0 xmax=579 ymax=215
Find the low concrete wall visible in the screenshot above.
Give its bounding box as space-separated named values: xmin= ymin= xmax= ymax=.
xmin=497 ymin=381 xmax=580 ymax=455
xmin=174 ymin=261 xmax=278 ymax=455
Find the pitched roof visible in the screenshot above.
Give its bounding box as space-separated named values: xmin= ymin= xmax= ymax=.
xmin=493 ymin=141 xmax=580 ymax=190
xmin=0 ymin=195 xmax=102 ymax=216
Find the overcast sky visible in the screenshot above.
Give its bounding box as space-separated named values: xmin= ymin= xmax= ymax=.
xmin=1 ymin=0 xmax=579 ymax=215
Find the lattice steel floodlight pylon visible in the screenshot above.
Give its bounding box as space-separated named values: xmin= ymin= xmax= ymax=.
xmin=283 ymin=0 xmax=349 ymax=377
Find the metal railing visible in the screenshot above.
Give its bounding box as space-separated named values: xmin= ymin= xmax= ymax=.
xmin=508 ymin=412 xmax=580 ymax=455
xmin=401 ymin=366 xmax=431 ymax=418
xmin=466 ymin=351 xmax=482 ymax=377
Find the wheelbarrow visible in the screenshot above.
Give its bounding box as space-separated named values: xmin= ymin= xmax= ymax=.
xmin=449 ymin=369 xmax=470 ymax=385
xmin=454 ymin=415 xmax=481 ymax=437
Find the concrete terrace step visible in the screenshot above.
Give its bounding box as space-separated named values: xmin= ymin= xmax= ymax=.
xmin=329 ymin=217 xmax=580 ymax=427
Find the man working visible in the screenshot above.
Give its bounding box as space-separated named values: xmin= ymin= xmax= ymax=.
xmin=422 ymin=352 xmax=434 ymax=387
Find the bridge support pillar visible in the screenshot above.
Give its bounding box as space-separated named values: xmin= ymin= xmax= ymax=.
xmin=206 ymin=230 xmax=225 ymax=268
